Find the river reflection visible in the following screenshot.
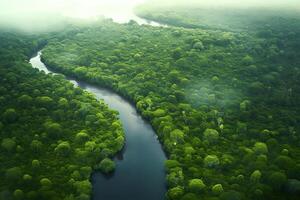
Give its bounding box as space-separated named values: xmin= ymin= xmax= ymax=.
xmin=30 ymin=51 xmax=167 ymax=200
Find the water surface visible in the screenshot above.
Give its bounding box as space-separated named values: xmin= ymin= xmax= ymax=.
xmin=30 ymin=52 xmax=167 ymax=200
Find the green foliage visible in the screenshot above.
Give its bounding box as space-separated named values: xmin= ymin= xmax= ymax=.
xmin=96 ymin=158 xmax=115 ymax=174
xmin=74 ymin=180 xmax=91 ymax=195
xmin=285 ymin=179 xmax=300 ymax=194
xmin=76 ymin=131 xmax=90 ymax=144
xmin=44 ymin=121 xmax=63 ymax=139
xmin=212 ymin=184 xmax=223 ymax=195
xmin=242 ymin=55 xmax=254 ymax=66
xmin=211 ymin=76 xmax=219 ymax=84
xmin=0 ymin=32 xmax=124 ymax=199
xmin=30 ymin=140 xmax=43 ymax=153
xmin=170 ymin=129 xmax=184 ymax=144
xmin=203 ymin=128 xmax=219 ymax=142
xmin=188 ymin=179 xmax=206 ymax=193
xmin=267 ymin=172 xmax=287 ymax=190
xmin=167 ymin=186 xmax=184 ymax=200
xmin=23 ymin=174 xmax=32 ymax=181
xmin=165 ymin=160 xmax=181 ymax=172
xmin=36 ymin=96 xmax=54 ymax=107
xmin=55 ymin=141 xmax=71 ymax=156
xmin=40 ymin=17 xmax=300 ymax=199
xmin=204 ymin=155 xmax=220 ymax=168
xmin=253 ymin=142 xmax=268 ymax=154
xmin=152 ymin=109 xmax=166 ymax=117
xmin=166 ymin=167 xmax=184 ymax=187
xmin=193 ymin=41 xmax=204 ymax=50
xmin=239 ymin=100 xmax=250 ymax=111
xmin=172 ymin=48 xmax=182 ymax=60
xmin=2 ymin=6 xmax=300 ymax=199
xmin=180 ymin=193 xmax=198 ymax=200
xmin=2 ymin=108 xmax=18 ymax=123
xmin=13 ymin=189 xmax=24 ymax=200
xmin=1 ymin=138 xmax=16 ymax=152
xmin=220 ymin=190 xmax=243 ymax=200
xmin=5 ymin=167 xmax=22 ymax=181
xmin=32 ymin=159 xmax=40 ymax=169
xmin=250 ymin=170 xmax=262 ymax=183
xmin=275 ymin=155 xmax=295 ymax=170
xmin=40 ymin=178 xmax=52 ymax=188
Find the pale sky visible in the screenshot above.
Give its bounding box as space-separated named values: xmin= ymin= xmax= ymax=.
xmin=0 ymin=0 xmax=299 ymax=32
xmin=0 ymin=0 xmax=147 ymax=31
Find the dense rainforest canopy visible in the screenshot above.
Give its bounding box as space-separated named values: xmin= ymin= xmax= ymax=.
xmin=1 ymin=1 xmax=300 ymax=200
xmin=42 ymin=11 xmax=300 ymax=200
xmin=0 ymin=32 xmax=124 ymax=199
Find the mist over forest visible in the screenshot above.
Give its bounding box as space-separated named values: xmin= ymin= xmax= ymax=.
xmin=0 ymin=0 xmax=299 ymax=32
xmin=0 ymin=1 xmax=300 ymax=200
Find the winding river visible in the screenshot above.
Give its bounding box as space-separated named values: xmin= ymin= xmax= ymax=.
xmin=30 ymin=51 xmax=166 ymax=200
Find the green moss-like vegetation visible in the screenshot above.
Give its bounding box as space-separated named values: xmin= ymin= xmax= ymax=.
xmin=0 ymin=32 xmax=124 ymax=199
xmin=1 ymin=1 xmax=300 ymax=199
xmin=96 ymin=158 xmax=116 ymax=174
xmin=40 ymin=9 xmax=300 ymax=199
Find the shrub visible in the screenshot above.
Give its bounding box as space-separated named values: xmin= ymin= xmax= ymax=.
xmin=250 ymin=170 xmax=262 ymax=182
xmin=30 ymin=140 xmax=43 ymax=153
xmin=5 ymin=167 xmax=22 ymax=181
xmin=275 ymin=155 xmax=295 ymax=170
xmin=211 ymin=76 xmax=219 ymax=84
xmin=242 ymin=55 xmax=254 ymax=65
xmin=76 ymin=194 xmax=90 ymax=200
xmin=152 ymin=109 xmax=166 ymax=117
xmin=76 ymin=131 xmax=90 ymax=144
xmin=193 ymin=41 xmax=204 ymax=50
xmin=253 ymin=142 xmax=268 ymax=154
xmin=114 ymin=135 xmax=124 ymax=151
xmin=44 ymin=122 xmax=63 ymax=139
xmin=220 ymin=190 xmax=243 ymax=200
xmin=180 ymin=193 xmax=198 ymax=200
xmin=240 ymin=100 xmax=250 ymax=111
xmin=212 ymin=184 xmax=224 ymax=195
xmin=249 ymin=82 xmax=264 ymax=94
xmin=170 ymin=129 xmax=184 ymax=144
xmin=74 ymin=180 xmax=91 ymax=194
xmin=1 ymin=138 xmax=16 ymax=152
xmin=32 ymin=159 xmax=40 ymax=169
xmin=55 ymin=141 xmax=71 ymax=156
xmin=204 ymin=155 xmax=220 ymax=168
xmin=80 ymin=166 xmax=92 ymax=179
xmin=165 ymin=160 xmax=181 ymax=172
xmin=2 ymin=108 xmax=18 ymax=123
xmin=36 ymin=96 xmax=53 ymax=107
xmin=168 ymin=186 xmax=184 ymax=200
xmin=203 ymin=128 xmax=219 ymax=142
xmin=23 ymin=174 xmax=32 ymax=181
xmin=40 ymin=178 xmax=52 ymax=188
xmin=285 ymin=179 xmax=300 ymax=194
xmin=268 ymin=172 xmax=287 ymax=190
xmin=13 ymin=189 xmax=24 ymax=199
xmin=97 ymin=158 xmax=115 ymax=174
xmin=166 ymin=168 xmax=184 ymax=187
xmin=18 ymin=94 xmax=33 ymax=106
xmin=188 ymin=179 xmax=206 ymax=193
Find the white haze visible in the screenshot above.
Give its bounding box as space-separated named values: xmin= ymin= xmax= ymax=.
xmin=0 ymin=0 xmax=299 ymax=32
xmin=0 ymin=0 xmax=147 ymax=32
xmin=154 ymin=0 xmax=300 ymax=9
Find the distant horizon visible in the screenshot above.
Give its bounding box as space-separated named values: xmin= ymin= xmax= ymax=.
xmin=0 ymin=0 xmax=299 ymax=32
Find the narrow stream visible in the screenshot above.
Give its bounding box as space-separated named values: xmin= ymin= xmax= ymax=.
xmin=29 ymin=52 xmax=167 ymax=200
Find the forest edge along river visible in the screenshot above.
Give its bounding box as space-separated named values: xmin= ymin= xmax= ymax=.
xmin=29 ymin=51 xmax=167 ymax=200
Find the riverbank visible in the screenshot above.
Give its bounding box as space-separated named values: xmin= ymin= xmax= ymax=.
xmin=31 ymin=51 xmax=167 ymax=200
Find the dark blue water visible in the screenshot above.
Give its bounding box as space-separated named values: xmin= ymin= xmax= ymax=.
xmin=30 ymin=52 xmax=167 ymax=200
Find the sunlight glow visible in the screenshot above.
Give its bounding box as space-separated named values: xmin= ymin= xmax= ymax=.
xmin=62 ymin=0 xmax=147 ymax=19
